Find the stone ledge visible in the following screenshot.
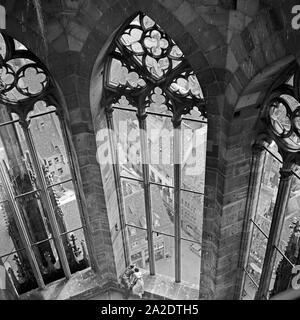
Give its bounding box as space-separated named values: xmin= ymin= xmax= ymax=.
xmin=141 ymin=270 xmax=199 ymax=300
xmin=19 ymin=268 xmax=117 ymax=300
xmin=18 ymin=268 xmax=200 ymax=300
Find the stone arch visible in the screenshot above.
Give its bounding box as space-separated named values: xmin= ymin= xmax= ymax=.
xmin=1 ymin=0 xmax=219 ymax=287
xmin=2 ymin=1 xmax=299 ymax=140
xmin=53 ymin=0 xmax=300 ymax=299
xmin=3 ymin=0 xmax=299 ymax=299
xmin=88 ymin=7 xmax=214 ymax=284
xmin=0 ymin=24 xmax=113 ymax=281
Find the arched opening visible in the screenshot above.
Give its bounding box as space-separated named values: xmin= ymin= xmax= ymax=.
xmin=91 ymin=12 xmax=208 ymax=289
xmin=241 ymin=66 xmax=300 ymax=300
xmin=0 ymin=32 xmax=90 ymax=297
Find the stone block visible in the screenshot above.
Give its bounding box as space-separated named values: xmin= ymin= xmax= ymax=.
xmin=271 ymin=33 xmax=286 ymax=60
xmin=196 ymin=25 xmax=225 ymax=53
xmin=223 ymin=186 xmax=249 ymax=205
xmin=197 ymin=5 xmax=229 ymax=27
xmin=228 ymin=10 xmax=245 ymax=31
xmin=175 ymin=31 xmax=198 ymax=56
xmin=218 ymin=241 xmax=241 ymax=257
xmin=240 ymin=56 xmax=258 ymax=80
xmin=193 ymin=0 xmax=219 ymax=7
xmin=225 ymin=47 xmax=239 ymax=73
xmin=219 ymin=0 xmax=236 ymax=10
xmin=233 ymin=159 xmax=251 ymax=176
xmin=174 ymin=1 xmax=198 ymax=26
xmin=79 ymin=1 xmax=103 ymax=27
xmin=67 ymin=35 xmax=84 ymax=51
xmin=237 ymin=0 xmax=260 ymax=17
xmin=46 ymin=19 xmax=64 ymax=43
xmin=66 ymin=19 xmax=90 ymax=44
xmin=250 ymin=45 xmax=267 ymax=70
xmin=220 ymin=221 xmax=244 ymax=238
xmin=205 ymin=45 xmax=227 ymax=68
xmin=185 ymin=16 xmax=209 ymax=43
xmin=221 ymin=211 xmax=238 ymax=226
xmin=225 ymin=82 xmax=238 ymax=106
xmin=241 ymin=28 xmax=254 ymax=52
xmin=230 ymin=34 xmax=248 ymax=64
xmin=51 ymin=33 xmax=69 ymax=53
xmin=218 ymin=26 xmax=234 ymax=43
xmin=196 ymin=67 xmax=217 ymax=86
xmin=207 ymin=81 xmax=225 ymax=96
xmin=268 ymin=7 xmax=284 ymax=31
xmin=219 ymin=233 xmax=241 ymax=248
xmin=187 ymin=50 xmax=210 ymax=72
xmin=95 ymin=8 xmax=122 ymax=35
xmin=215 ymin=284 xmax=235 ymax=299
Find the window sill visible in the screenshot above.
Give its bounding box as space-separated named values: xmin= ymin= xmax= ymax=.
xmin=18 ymin=268 xmax=200 ymax=300
xmin=140 ymin=270 xmax=200 ymax=300
xmin=18 ymin=268 xmax=112 ymax=300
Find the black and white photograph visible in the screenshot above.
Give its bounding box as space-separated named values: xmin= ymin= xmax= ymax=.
xmin=0 ymin=0 xmax=300 ymax=309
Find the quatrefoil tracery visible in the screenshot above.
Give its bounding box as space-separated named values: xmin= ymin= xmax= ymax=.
xmin=265 ymin=77 xmax=300 ymax=152
xmin=0 ymin=33 xmax=52 ymax=115
xmin=104 ymin=12 xmax=206 ymax=122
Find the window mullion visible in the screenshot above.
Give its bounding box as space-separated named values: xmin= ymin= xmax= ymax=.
xmin=173 ymin=120 xmax=182 ymax=283
xmin=238 ymin=141 xmax=267 ymax=299
xmin=243 ymin=267 xmax=259 ymax=288
xmin=105 ymin=107 xmax=130 ymax=267
xmin=255 ymin=161 xmax=294 ymax=300
xmin=137 ymin=108 xmax=155 ymax=275
xmin=21 ymin=122 xmax=72 ymax=279
xmin=46 ymin=178 xmax=72 ymax=189
xmin=0 ymin=163 xmax=46 ymax=289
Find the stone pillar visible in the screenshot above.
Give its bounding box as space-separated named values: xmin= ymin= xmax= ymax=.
xmin=255 ymin=159 xmax=295 ymax=300
xmin=173 ymin=119 xmax=182 ymax=283
xmin=105 ymin=105 xmax=130 ymax=268
xmin=235 ymin=140 xmax=269 ymax=299
xmin=136 ymin=107 xmax=155 ymax=275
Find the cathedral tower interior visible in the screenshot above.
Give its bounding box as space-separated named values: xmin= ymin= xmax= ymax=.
xmin=1 ymin=0 xmax=300 ymax=301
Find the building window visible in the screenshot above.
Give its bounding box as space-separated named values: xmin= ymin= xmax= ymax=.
xmin=0 ymin=33 xmax=89 ymax=295
xmin=102 ymin=12 xmax=207 ymax=286
xmin=241 ymin=67 xmax=300 ymax=300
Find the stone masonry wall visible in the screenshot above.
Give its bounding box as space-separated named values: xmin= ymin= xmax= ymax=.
xmin=1 ymin=0 xmax=300 ymax=299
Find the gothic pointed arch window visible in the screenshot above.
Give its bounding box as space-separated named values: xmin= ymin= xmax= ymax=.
xmin=0 ymin=32 xmax=90 ymax=296
xmin=241 ymin=65 xmax=300 ymax=300
xmin=101 ymin=12 xmax=207 ymax=286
